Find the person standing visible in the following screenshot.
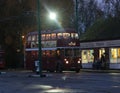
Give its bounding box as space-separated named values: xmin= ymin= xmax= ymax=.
xmin=56 ymin=56 xmax=63 ymax=72
xmin=100 ymin=54 xmax=106 ymax=69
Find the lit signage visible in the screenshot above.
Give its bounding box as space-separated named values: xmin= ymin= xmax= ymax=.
xmin=68 ymin=42 xmax=76 ymax=46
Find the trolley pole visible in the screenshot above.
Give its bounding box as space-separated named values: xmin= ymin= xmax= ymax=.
xmin=36 ymin=0 xmax=45 ymax=77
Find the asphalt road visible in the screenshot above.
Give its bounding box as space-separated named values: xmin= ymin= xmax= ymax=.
xmin=0 ymin=70 xmax=120 ymax=93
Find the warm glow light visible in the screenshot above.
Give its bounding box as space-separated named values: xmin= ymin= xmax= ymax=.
xmin=22 ymin=35 xmax=25 ymax=39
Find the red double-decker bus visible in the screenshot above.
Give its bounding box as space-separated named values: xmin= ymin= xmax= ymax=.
xmin=25 ymin=28 xmax=81 ymax=72
xmin=0 ymin=50 xmax=5 ymax=69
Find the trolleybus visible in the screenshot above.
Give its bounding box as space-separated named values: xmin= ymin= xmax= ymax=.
xmin=25 ymin=28 xmax=81 ymax=72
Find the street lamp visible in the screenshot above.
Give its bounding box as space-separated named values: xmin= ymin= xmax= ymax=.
xmin=36 ymin=1 xmax=57 ymax=77
xmin=49 ymin=12 xmax=57 ymax=20
xmin=49 ymin=11 xmax=62 ymax=29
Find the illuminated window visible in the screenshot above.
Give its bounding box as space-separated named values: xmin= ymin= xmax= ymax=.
xmin=110 ymin=48 xmax=120 ymax=63
xmin=71 ymin=33 xmax=74 ymax=38
xmin=118 ymin=49 xmax=120 ymax=58
xmin=51 ymin=50 xmax=56 ymax=56
xmin=46 ymin=50 xmax=50 ymax=56
xmin=42 ymin=51 xmax=46 ymax=56
xmin=32 ymin=35 xmax=36 ymax=41
xmin=42 ymin=34 xmax=45 ymax=40
xmin=31 ymin=42 xmax=35 ymax=48
xmin=51 ymin=33 xmax=56 ymax=39
xmin=71 ymin=33 xmax=78 ymax=39
xmin=28 ymin=36 xmax=31 ymax=41
xmin=99 ymin=48 xmax=105 ymax=58
xmin=57 ymin=50 xmax=60 ymax=56
xmin=82 ymin=50 xmax=94 ymax=63
xmin=75 ymin=33 xmax=79 ymax=39
xmin=57 ymin=33 xmax=63 ymax=39
xmin=63 ymin=33 xmax=70 ymax=39
xmin=46 ymin=34 xmax=51 ymax=40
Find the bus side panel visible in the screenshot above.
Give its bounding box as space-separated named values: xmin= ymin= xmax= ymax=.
xmin=0 ymin=60 xmax=5 ymax=68
xmin=0 ymin=51 xmax=5 ymax=69
xmin=25 ymin=51 xmax=36 ymax=71
xmin=42 ymin=56 xmax=56 ymax=72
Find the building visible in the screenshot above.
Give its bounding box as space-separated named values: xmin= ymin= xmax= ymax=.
xmin=80 ymin=39 xmax=120 ymax=69
xmin=80 ymin=18 xmax=120 ymax=70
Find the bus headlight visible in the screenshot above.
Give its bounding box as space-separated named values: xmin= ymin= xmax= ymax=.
xmin=78 ymin=58 xmax=81 ymax=64
xmin=66 ymin=61 xmax=69 ymax=64
xmin=78 ymin=61 xmax=80 ymax=63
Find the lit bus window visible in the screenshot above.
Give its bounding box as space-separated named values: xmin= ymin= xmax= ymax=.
xmin=42 ymin=34 xmax=45 ymax=40
xmin=75 ymin=33 xmax=79 ymax=39
xmin=27 ymin=36 xmax=31 ymax=41
xmin=57 ymin=33 xmax=63 ymax=39
xmin=51 ymin=50 xmax=56 ymax=56
xmin=51 ymin=33 xmax=56 ymax=39
xmin=31 ymin=42 xmax=36 ymax=48
xmin=36 ymin=41 xmax=38 ymax=47
xmin=46 ymin=34 xmax=51 ymax=40
xmin=71 ymin=33 xmax=79 ymax=39
xmin=42 ymin=51 xmax=46 ymax=56
xmin=71 ymin=33 xmax=75 ymax=38
xmin=63 ymin=33 xmax=70 ymax=39
xmin=46 ymin=50 xmax=50 ymax=56
xmin=32 ymin=35 xmax=36 ymax=41
xmin=57 ymin=50 xmax=60 ymax=56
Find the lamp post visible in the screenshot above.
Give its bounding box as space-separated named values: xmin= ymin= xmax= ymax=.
xmin=75 ymin=0 xmax=79 ymax=34
xmin=36 ymin=0 xmax=45 ymax=77
xmin=36 ymin=0 xmax=57 ymax=77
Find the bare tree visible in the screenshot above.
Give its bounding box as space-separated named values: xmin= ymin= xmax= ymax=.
xmin=103 ymin=0 xmax=120 ymax=19
xmin=73 ymin=0 xmax=103 ymax=34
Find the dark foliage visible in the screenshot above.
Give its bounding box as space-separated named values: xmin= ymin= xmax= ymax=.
xmin=80 ymin=17 xmax=120 ymax=41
